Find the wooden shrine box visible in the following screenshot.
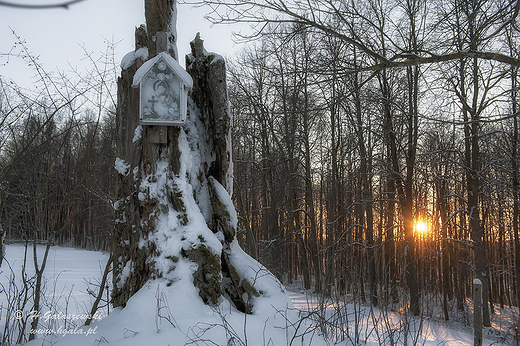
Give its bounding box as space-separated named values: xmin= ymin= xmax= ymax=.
xmin=132 ymin=52 xmax=193 ymax=126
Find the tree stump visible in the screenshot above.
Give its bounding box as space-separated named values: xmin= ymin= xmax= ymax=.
xmin=112 ymin=1 xmax=260 ymax=314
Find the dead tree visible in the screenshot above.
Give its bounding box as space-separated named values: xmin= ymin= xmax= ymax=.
xmin=112 ymin=0 xmax=261 ymax=313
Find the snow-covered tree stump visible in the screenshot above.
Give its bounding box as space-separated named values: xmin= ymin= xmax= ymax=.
xmin=112 ymin=0 xmax=263 ymax=314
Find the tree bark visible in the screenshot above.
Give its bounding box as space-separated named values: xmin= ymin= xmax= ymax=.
xmin=0 ymin=223 xmax=3 ymax=267
xmin=353 ymin=69 xmax=377 ymax=307
xmin=145 ymin=0 xmax=177 ymax=59
xmin=513 ymin=72 xmax=520 ymax=314
xmin=383 ymin=71 xmax=421 ymax=315
xmin=85 ymin=255 xmax=112 ymax=326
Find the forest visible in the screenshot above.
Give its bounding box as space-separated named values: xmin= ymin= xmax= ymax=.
xmin=1 ymin=0 xmax=520 ymax=332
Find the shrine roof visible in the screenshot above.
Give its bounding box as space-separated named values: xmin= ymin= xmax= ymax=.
xmin=132 ymin=52 xmax=193 ymax=89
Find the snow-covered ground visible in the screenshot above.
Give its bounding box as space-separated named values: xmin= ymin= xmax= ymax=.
xmin=0 ymin=244 xmax=516 ymax=345
xmin=288 ymin=290 xmax=516 ymax=345
xmin=1 ymin=244 xmax=324 ymax=346
xmin=0 ymin=243 xmax=111 ymax=343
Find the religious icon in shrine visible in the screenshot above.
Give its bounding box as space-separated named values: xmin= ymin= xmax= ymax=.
xmin=133 ymin=52 xmax=193 ymax=126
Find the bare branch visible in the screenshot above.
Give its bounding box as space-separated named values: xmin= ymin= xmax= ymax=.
xmin=363 ymin=50 xmax=520 ymax=72
xmin=185 ymin=0 xmax=520 ymax=71
xmin=0 ymin=0 xmax=85 ymax=9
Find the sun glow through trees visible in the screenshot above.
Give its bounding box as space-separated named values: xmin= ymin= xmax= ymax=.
xmin=415 ymin=220 xmax=428 ymax=234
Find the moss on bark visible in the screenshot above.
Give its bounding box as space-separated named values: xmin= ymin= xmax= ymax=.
xmin=183 ymin=241 xmax=222 ymax=305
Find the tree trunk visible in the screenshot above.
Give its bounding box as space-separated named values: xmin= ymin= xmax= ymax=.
xmin=85 ymin=255 xmax=112 ymax=326
xmin=144 ymin=0 xmax=177 ymax=59
xmin=383 ymin=72 xmax=420 ymax=315
xmin=0 ymin=223 xmax=4 ymax=267
xmin=378 ymin=71 xmax=398 ymax=304
xmin=458 ymin=52 xmax=491 ymax=327
xmin=437 ymin=181 xmax=451 ymax=321
xmin=513 ymin=81 xmax=520 ymax=314
xmin=112 ymin=1 xmax=262 ymax=314
xmin=28 ymin=239 xmax=51 ymax=341
xmin=300 ymin=36 xmax=320 ymax=294
xmin=509 ymin=58 xmax=520 ymax=313
xmin=353 ymin=70 xmax=377 ymax=307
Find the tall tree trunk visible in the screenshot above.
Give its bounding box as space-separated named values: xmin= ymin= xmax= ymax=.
xmin=456 ymin=0 xmax=491 ymax=327
xmin=28 ymin=239 xmax=51 ymax=341
xmin=0 ymin=223 xmax=4 ymax=267
xmin=437 ymin=180 xmax=451 ymax=321
xmin=386 ymin=169 xmax=398 ymax=303
xmin=299 ymin=35 xmax=320 ymax=294
xmin=461 ymin=53 xmax=491 ymax=327
xmin=353 ymin=69 xmax=377 ymax=307
xmin=405 ymin=62 xmax=421 ymax=317
xmin=325 ymin=59 xmax=338 ymax=297
xmin=305 ymin=131 xmax=321 ymax=293
xmin=379 ymin=72 xmax=398 ymax=304
xmin=382 ymin=65 xmax=421 ymax=316
xmin=401 ymin=0 xmax=423 ymax=314
xmin=275 ymin=46 xmax=311 ymax=289
xmin=513 ymin=70 xmax=520 ymax=313
xmin=508 ymin=39 xmax=520 ymax=313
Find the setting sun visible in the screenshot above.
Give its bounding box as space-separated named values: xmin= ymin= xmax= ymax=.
xmin=415 ymin=220 xmax=428 ymax=233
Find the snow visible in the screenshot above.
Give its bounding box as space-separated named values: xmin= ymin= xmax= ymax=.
xmin=287 ymin=290 xmax=515 ymax=346
xmin=168 ymin=2 xmax=179 ymax=60
xmin=180 ymin=98 xmax=215 ymax=221
xmin=114 ymin=157 xmax=130 ymax=176
xmin=132 ymin=124 xmax=142 ymax=143
xmin=131 ymin=132 xmax=221 ymax=281
xmin=210 ymin=176 xmax=238 ymax=229
xmin=0 ymin=224 xmax=4 ymax=265
xmin=117 ymin=260 xmax=132 ymax=289
xmin=0 ymin=244 xmax=111 ymax=343
xmin=224 ymin=239 xmax=295 ymax=319
xmin=30 ymin=277 xmax=313 ymax=346
xmin=209 ymin=53 xmax=225 ymax=65
xmin=1 ymin=244 xmax=515 ymax=346
xmin=120 ymin=47 xmax=149 ymax=70
xmin=1 ymin=243 xmax=322 ymax=346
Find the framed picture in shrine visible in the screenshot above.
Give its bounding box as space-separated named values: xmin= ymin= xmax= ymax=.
xmin=133 ymin=52 xmax=193 ymax=126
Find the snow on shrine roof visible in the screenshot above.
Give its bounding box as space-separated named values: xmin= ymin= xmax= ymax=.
xmin=132 ymin=52 xmax=193 ymax=89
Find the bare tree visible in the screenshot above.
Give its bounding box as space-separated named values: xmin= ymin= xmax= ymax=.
xmin=184 ymin=0 xmax=520 ymax=71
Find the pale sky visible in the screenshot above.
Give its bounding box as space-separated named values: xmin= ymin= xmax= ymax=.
xmin=0 ymin=0 xmax=244 ymax=89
